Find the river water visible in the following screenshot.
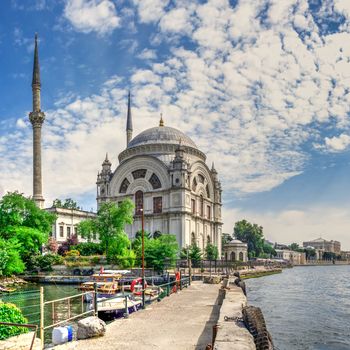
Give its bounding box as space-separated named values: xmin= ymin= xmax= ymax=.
xmin=246 ymin=265 xmax=350 ymax=350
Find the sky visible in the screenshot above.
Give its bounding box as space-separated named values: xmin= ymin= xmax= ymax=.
xmin=1 ymin=0 xmax=350 ymax=249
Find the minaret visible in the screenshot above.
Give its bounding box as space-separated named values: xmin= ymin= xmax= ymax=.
xmin=126 ymin=91 xmax=133 ymax=146
xmin=29 ymin=33 xmax=45 ymax=209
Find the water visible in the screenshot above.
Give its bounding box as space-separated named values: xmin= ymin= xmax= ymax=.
xmin=246 ymin=265 xmax=350 ymax=350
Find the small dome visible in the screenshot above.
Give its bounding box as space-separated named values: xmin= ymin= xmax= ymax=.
xmin=128 ymin=126 xmax=198 ymax=149
xmin=231 ymin=239 xmax=243 ymax=244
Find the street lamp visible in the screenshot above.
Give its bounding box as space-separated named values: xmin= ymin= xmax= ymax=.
xmin=140 ymin=208 xmax=145 ymax=308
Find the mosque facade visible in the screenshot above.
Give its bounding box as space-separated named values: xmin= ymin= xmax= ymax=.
xmin=96 ymin=94 xmax=223 ymax=253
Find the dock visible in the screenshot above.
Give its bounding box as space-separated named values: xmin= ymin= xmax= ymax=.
xmin=54 ymin=281 xmax=221 ymax=350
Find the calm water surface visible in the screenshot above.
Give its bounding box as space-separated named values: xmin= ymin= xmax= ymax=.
xmin=246 ymin=265 xmax=350 ymax=350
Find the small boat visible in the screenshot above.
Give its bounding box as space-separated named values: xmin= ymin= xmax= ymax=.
xmin=79 ymin=273 xmax=122 ymax=301
xmin=130 ymin=278 xmax=163 ymax=303
xmin=95 ymin=295 xmax=142 ymax=321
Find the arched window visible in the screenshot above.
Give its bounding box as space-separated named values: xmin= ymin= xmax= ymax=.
xmin=230 ymin=252 xmax=236 ymax=261
xmin=135 ymin=191 xmax=143 ymax=215
xmin=206 ymin=184 xmax=210 ymax=198
xmin=198 ymin=174 xmax=205 ymax=184
xmin=207 ymin=235 xmax=211 ymax=244
xmin=239 ymin=252 xmax=244 ymax=261
xmin=200 ymin=195 xmax=204 ymax=217
xmin=132 ymin=169 xmax=147 ymax=179
xmin=149 ymin=173 xmax=161 ymax=189
xmin=191 ymin=232 xmax=196 ymax=245
xmin=120 ymin=178 xmax=130 ymax=194
xmin=192 ymin=178 xmax=197 ymax=191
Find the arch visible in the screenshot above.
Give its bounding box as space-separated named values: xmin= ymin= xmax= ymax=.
xmin=192 ymin=177 xmax=197 ymax=192
xmin=132 ymin=169 xmax=147 ymax=179
xmin=191 ymin=232 xmax=196 ymax=245
xmin=230 ymin=252 xmax=236 ymax=261
xmin=149 ymin=173 xmax=161 ymax=189
xmin=239 ymin=252 xmax=244 ymax=261
xmin=135 ymin=190 xmax=143 ymax=215
xmin=119 ymin=178 xmax=130 ymax=194
xmin=189 ymin=161 xmax=215 ymax=200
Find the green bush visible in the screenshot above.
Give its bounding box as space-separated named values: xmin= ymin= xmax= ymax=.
xmin=25 ymin=254 xmax=64 ymax=272
xmin=0 ymin=303 xmax=28 ymax=340
xmin=71 ymin=242 xmax=104 ymax=256
xmin=91 ymin=256 xmax=101 ymax=264
xmin=65 ymin=250 xmax=80 ymax=257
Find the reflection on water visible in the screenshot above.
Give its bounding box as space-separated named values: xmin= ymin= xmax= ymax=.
xmin=246 ymin=265 xmax=350 ymax=350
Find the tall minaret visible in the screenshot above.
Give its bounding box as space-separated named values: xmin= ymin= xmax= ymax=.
xmin=29 ymin=33 xmax=45 ymax=209
xmin=126 ymin=91 xmax=133 ymax=146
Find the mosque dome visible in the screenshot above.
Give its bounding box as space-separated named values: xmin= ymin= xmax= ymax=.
xmin=127 ymin=126 xmax=198 ymax=149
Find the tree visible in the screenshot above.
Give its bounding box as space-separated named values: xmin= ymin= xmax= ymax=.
xmin=289 ymin=243 xmax=300 ymax=251
xmin=262 ymin=242 xmax=277 ymax=257
xmin=144 ymin=234 xmax=178 ymax=271
xmin=0 ymin=192 xmax=56 ymax=272
xmin=222 ymin=233 xmax=233 ymax=246
xmin=79 ymin=200 xmax=134 ymax=256
xmin=234 ymin=220 xmax=264 ymax=259
xmin=180 ymin=244 xmax=203 ymax=267
xmin=53 ymin=198 xmax=79 ymax=210
xmin=205 ymin=243 xmax=219 ymax=260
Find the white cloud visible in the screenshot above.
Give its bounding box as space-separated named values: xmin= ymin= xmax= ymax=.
xmin=133 ymin=0 xmax=169 ymax=24
xmin=63 ymin=0 xmax=120 ymax=35
xmin=325 ymin=134 xmax=350 ymax=152
xmin=137 ymin=48 xmax=157 ymax=60
xmin=159 ymin=7 xmax=193 ymax=34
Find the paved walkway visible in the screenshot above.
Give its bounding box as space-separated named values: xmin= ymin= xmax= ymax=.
xmin=55 ymin=281 xmax=221 ymax=350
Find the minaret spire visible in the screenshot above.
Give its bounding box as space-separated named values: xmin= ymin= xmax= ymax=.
xmin=159 ymin=113 xmax=164 ymax=127
xmin=126 ymin=91 xmax=133 ymax=146
xmin=29 ymin=33 xmax=45 ymax=209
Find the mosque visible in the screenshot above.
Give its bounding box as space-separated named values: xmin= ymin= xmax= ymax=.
xmin=96 ymin=93 xmax=223 ymax=252
xmin=28 ymin=34 xmax=223 ymax=254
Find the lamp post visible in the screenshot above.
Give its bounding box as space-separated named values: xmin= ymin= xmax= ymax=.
xmin=141 ymin=208 xmax=145 ymax=308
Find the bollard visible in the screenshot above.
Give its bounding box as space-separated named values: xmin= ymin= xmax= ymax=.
xmin=212 ymin=324 xmax=219 ymax=347
xmin=93 ymin=282 xmax=98 ymax=316
xmin=180 ymin=270 xmax=182 ymax=291
xmin=124 ymin=296 xmax=129 ymax=318
xmin=166 ymin=272 xmax=170 ymax=297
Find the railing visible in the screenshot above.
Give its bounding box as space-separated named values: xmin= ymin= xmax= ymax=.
xmin=0 ymin=322 xmax=38 ymax=350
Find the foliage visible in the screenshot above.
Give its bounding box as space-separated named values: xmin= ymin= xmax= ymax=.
xmin=144 ymin=234 xmax=178 ymax=271
xmin=71 ymin=242 xmax=104 ymax=256
xmin=52 ymin=198 xmax=79 ymax=210
xmin=65 ymin=250 xmax=80 ymax=257
xmin=79 ymin=200 xmax=134 ymax=256
xmin=289 ymin=243 xmax=300 ymax=251
xmin=0 ymin=192 xmax=56 ymax=273
xmin=180 ymin=244 xmax=203 ymax=267
xmin=304 ymin=248 xmax=316 ymax=259
xmin=234 ymin=220 xmax=265 ymax=259
xmin=222 ymin=233 xmax=233 ymax=245
xmin=153 ymin=230 xmax=162 ymax=239
xmin=0 ymin=239 xmax=25 ymax=276
xmin=0 ymin=303 xmax=28 ymax=340
xmin=47 ymin=237 xmax=58 ymax=254
xmin=262 ymin=243 xmax=277 ymax=257
xmin=64 ymin=255 xmax=102 ymax=267
xmin=77 ymin=220 xmax=95 ymax=242
xmin=57 ymin=235 xmax=78 ymax=256
xmin=25 ymin=254 xmax=64 ymax=272
xmin=205 ymin=243 xmax=219 ymax=260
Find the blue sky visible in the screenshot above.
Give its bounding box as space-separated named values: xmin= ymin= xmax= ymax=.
xmin=1 ymin=0 xmax=350 ymax=248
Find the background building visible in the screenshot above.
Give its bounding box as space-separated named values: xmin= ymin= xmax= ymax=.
xmin=303 ymin=238 xmax=341 ymax=254
xmin=97 ymin=95 xmax=223 ymax=253
xmin=222 ymin=239 xmax=248 ymax=262
xmin=275 ymin=249 xmax=306 ymax=265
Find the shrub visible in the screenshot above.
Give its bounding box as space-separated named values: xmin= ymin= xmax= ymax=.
xmin=25 ymin=254 xmax=64 ymax=272
xmin=71 ymin=242 xmax=103 ymax=256
xmin=0 ymin=303 xmax=28 ymax=340
xmin=65 ymin=250 xmax=80 ymax=257
xmin=47 ymin=237 xmax=58 ymax=254
xmin=58 ymin=235 xmax=78 ymax=256
xmin=91 ymin=256 xmax=101 ymax=264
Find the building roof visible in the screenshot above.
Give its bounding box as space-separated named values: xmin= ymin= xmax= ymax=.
xmin=127 ymin=126 xmax=198 ymax=149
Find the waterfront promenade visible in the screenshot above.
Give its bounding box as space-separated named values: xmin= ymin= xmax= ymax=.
xmin=55 ymin=281 xmax=220 ymax=350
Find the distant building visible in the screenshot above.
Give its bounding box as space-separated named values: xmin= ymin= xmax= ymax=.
xmin=275 ymin=249 xmax=306 ymax=265
xmin=46 ymin=207 xmax=96 ymax=244
xmin=302 ymin=238 xmax=341 ymax=254
xmin=223 ymin=239 xmax=248 ymax=262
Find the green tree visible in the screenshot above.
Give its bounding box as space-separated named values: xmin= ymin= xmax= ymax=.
xmin=79 ymin=200 xmax=134 ymax=256
xmin=0 ymin=192 xmax=56 ymax=272
xmin=181 ymin=244 xmax=202 ymax=267
xmin=289 ymin=243 xmax=300 ymax=251
xmin=262 ymin=242 xmax=277 ymax=257
xmin=205 ymin=243 xmax=219 ymax=260
xmin=144 ymin=234 xmax=178 ymax=271
xmin=52 ymin=198 xmax=79 ymax=209
xmin=222 ymin=233 xmax=233 ymax=246
xmin=234 ymin=220 xmax=264 ymax=259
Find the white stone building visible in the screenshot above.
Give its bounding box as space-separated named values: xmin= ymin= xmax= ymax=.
xmin=96 ymin=94 xmax=223 ymax=253
xmin=222 ymin=239 xmax=248 ymax=262
xmin=275 ymin=249 xmax=306 ymax=265
xmin=46 ymin=207 xmax=96 ymax=244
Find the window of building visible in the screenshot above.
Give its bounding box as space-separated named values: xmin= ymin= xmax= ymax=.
xmin=74 ymin=226 xmax=78 ymax=235
xmin=207 ymin=205 xmax=211 ymax=219
xmin=206 ymin=184 xmax=210 ymax=198
xmin=192 ymin=178 xmax=197 ymax=191
xmin=153 ymin=197 xmax=162 ymax=213
xmin=149 ymin=173 xmax=161 ymax=189
xmin=67 ymin=226 xmax=71 ymax=238
xmin=200 ymin=195 xmax=204 ymax=217
xmin=135 ymin=190 xmax=143 ymax=215
xmin=120 ymin=178 xmax=130 ymax=194
xmin=132 ymin=169 xmax=147 ymax=179
xmin=198 ymin=174 xmax=205 ymax=184
xmin=191 ymin=232 xmax=196 ymax=245
xmin=59 ymin=226 xmax=64 ymax=237
xmin=191 ymin=199 xmax=196 ymax=214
